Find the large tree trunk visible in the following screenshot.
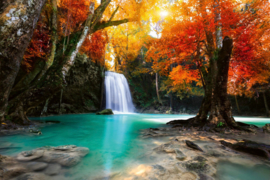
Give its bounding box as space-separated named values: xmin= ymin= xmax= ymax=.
xmin=207 ymin=36 xmax=236 ymax=128
xmin=0 ymin=0 xmax=47 ymax=122
xmin=184 ymin=37 xmax=240 ymax=129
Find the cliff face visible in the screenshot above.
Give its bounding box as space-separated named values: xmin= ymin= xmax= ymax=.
xmin=27 ymin=54 xmax=103 ymax=116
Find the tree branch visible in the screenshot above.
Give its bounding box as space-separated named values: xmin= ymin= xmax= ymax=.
xmin=109 ymin=6 xmax=119 ymax=22
xmin=94 ymin=19 xmax=129 ymax=32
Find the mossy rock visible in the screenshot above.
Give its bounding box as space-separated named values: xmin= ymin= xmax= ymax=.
xmin=96 ymin=109 xmax=114 ymax=115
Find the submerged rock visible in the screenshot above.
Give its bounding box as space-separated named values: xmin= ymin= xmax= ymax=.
xmin=175 ymin=149 xmax=186 ymax=161
xmin=178 ymin=156 xmax=216 ymax=175
xmin=185 ymin=140 xmax=204 ymax=152
xmin=96 ymin=109 xmax=114 ymax=115
xmin=1 ymin=145 xmax=89 ymax=179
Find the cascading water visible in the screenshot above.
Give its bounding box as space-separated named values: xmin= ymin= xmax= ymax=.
xmin=104 ymin=71 xmax=135 ymax=113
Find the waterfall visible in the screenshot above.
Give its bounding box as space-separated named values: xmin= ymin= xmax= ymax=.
xmin=105 ymin=71 xmax=135 ymax=113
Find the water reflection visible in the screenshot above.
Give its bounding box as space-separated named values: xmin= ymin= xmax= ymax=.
xmin=102 ymin=115 xmax=131 ymax=176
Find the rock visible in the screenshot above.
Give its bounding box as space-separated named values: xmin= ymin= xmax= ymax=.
xmin=185 ymin=140 xmax=204 ymax=152
xmin=180 ymin=156 xmax=216 ymax=175
xmin=17 ymin=150 xmax=44 ymax=161
xmin=40 ymin=146 xmax=89 ymax=166
xmin=179 ymin=172 xmax=198 ymax=180
xmin=153 ymin=143 xmax=171 ymax=153
xmin=26 ymin=162 xmax=48 ymax=171
xmin=15 ymin=172 xmax=50 ymax=180
xmin=163 ymin=146 xmax=175 ymax=153
xmin=44 ymin=164 xmax=61 ymax=175
xmin=71 ymin=147 xmax=90 ymax=157
xmin=175 ymin=149 xmax=186 ymax=161
xmin=41 ymin=151 xmax=80 ymax=167
xmin=262 ymin=124 xmax=270 ymax=133
xmin=2 ymin=166 xmax=27 ymax=179
xmin=152 ymin=165 xmax=166 ymax=176
xmin=29 ymin=129 xmax=42 ymax=135
xmin=54 ymin=145 xmax=77 ymax=151
xmin=199 ymin=173 xmax=215 ymax=180
xmin=220 ymin=139 xmax=270 ymax=160
xmin=96 ymin=109 xmax=114 ymax=115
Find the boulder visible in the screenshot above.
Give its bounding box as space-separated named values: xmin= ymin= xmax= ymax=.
xmin=96 ymin=109 xmax=114 ymax=115
xmin=39 ymin=146 xmax=89 ymax=166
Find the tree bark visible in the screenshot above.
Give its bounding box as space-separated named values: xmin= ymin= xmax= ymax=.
xmin=156 ymin=73 xmax=161 ymax=104
xmin=235 ymin=95 xmax=241 ymax=115
xmin=262 ymin=92 xmax=270 ymax=117
xmin=0 ymin=0 xmax=47 ymax=122
xmin=184 ymin=37 xmax=244 ymax=130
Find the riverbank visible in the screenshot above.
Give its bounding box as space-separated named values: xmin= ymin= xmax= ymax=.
xmin=105 ymin=124 xmax=270 ymax=180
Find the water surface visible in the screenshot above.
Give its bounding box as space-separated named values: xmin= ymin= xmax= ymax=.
xmin=0 ymin=113 xmax=270 ymax=179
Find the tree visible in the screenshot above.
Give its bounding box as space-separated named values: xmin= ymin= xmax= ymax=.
xmin=0 ymin=0 xmax=47 ymax=122
xmin=147 ymin=0 xmax=270 ymax=130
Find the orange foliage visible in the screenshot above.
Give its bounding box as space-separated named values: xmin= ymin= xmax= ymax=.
xmin=146 ymin=0 xmax=270 ymax=96
xmin=80 ymin=30 xmax=108 ymax=66
xmin=22 ymin=22 xmax=51 ymax=72
xmin=58 ymin=0 xmax=92 ymax=36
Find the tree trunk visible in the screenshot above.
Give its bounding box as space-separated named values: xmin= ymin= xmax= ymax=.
xmin=59 ymin=89 xmax=63 ymax=114
xmin=262 ymin=92 xmax=270 ymax=117
xmin=0 ymin=0 xmax=47 ymax=122
xmin=100 ymin=68 xmax=105 ymax=110
xmin=41 ymin=98 xmax=50 ymax=116
xmin=156 ymin=73 xmax=161 ymax=104
xmin=235 ymin=95 xmax=241 ymax=115
xmin=12 ymin=0 xmax=58 ymax=92
xmin=9 ymin=102 xmax=31 ymax=125
xmin=186 ymin=37 xmax=242 ymax=130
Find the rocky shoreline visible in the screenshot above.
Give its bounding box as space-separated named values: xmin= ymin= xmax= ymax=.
xmin=1 ymin=117 xmax=270 ymax=180
xmin=100 ymin=122 xmax=270 ymax=180
xmin=0 ymin=145 xmax=89 ymax=180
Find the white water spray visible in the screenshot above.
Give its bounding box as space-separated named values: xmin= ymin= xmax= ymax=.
xmin=105 ymin=71 xmax=135 ymax=113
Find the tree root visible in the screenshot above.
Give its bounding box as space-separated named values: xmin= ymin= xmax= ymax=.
xmin=167 ymin=117 xmax=257 ymax=133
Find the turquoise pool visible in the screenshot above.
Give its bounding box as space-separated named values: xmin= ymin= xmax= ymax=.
xmin=0 ymin=113 xmax=270 ymax=179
